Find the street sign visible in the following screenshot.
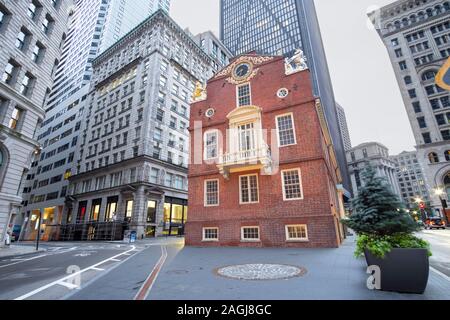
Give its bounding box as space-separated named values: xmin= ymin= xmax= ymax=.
xmin=419 ymin=203 xmax=426 ymax=210
xmin=436 ymin=57 xmax=450 ymax=91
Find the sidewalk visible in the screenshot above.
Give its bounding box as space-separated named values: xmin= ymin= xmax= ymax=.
xmin=0 ymin=244 xmax=45 ymax=258
xmin=149 ymin=234 xmax=450 ymax=300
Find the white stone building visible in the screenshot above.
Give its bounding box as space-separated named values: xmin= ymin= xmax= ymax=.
xmin=390 ymin=150 xmax=431 ymax=209
xmin=63 ymin=10 xmax=231 ymax=240
xmin=347 ymin=142 xmax=401 ymax=197
xmin=369 ymin=0 xmax=450 ymax=215
xmin=0 ymin=0 xmax=70 ymax=246
xmin=20 ymin=0 xmax=172 ymax=241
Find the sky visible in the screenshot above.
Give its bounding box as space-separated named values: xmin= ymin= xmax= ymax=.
xmin=170 ymin=0 xmax=416 ymax=155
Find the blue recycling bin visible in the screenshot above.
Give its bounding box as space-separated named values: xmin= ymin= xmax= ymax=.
xmin=130 ymin=231 xmax=137 ymax=243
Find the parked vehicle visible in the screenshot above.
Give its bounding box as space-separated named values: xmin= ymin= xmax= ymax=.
xmin=425 ymin=217 xmax=447 ymax=230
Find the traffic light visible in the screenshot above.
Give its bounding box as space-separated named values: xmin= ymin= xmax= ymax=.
xmin=419 ymin=203 xmax=426 ymax=210
xmin=442 ymin=199 xmax=448 ymax=209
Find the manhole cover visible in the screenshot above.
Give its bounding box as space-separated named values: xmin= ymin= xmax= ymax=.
xmin=216 ymin=264 xmax=307 ymax=281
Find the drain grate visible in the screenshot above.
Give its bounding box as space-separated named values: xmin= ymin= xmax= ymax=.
xmin=216 ymin=264 xmax=307 ymax=281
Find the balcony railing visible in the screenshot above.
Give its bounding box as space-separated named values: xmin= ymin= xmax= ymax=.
xmin=217 ymin=144 xmax=272 ymax=178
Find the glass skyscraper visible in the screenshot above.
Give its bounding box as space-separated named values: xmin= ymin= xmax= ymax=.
xmin=220 ymin=0 xmax=351 ymax=195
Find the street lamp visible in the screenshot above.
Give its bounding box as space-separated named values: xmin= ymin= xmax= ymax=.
xmin=433 ymin=187 xmax=449 ymax=225
xmin=414 ymin=197 xmax=427 ymax=222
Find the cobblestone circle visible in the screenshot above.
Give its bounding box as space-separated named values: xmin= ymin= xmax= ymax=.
xmin=216 ymin=264 xmax=307 ymax=280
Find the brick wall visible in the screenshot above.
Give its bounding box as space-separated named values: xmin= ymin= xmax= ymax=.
xmin=186 ymin=54 xmax=342 ymax=248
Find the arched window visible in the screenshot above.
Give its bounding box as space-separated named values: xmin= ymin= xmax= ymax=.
xmin=445 ymin=150 xmax=450 ymax=161
xmin=426 ymin=8 xmax=433 ymax=17
xmin=435 ymin=5 xmax=443 ymax=14
xmin=402 ymin=18 xmax=409 ymax=27
xmin=429 ymin=152 xmax=440 ymax=163
xmin=410 ymin=15 xmax=417 ymax=23
xmin=422 ymin=70 xmax=437 ymax=81
xmin=404 ymin=76 xmax=412 ymax=85
xmin=394 ymin=21 xmax=401 ymax=29
xmin=418 ymin=11 xmax=425 ymax=20
xmin=444 ymin=2 xmax=450 ymax=11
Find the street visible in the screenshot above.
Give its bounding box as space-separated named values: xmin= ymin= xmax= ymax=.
xmin=418 ymin=229 xmax=450 ymax=279
xmin=0 ymin=231 xmax=449 ymax=300
xmin=0 ymin=242 xmax=142 ymax=300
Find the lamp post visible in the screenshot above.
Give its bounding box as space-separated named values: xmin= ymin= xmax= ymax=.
xmin=433 ymin=187 xmax=449 ymax=225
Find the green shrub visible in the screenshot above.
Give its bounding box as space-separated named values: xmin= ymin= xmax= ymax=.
xmin=342 ymin=166 xmax=431 ymax=259
xmin=355 ymin=234 xmax=432 ymax=258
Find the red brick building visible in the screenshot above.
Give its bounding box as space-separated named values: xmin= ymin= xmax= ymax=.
xmin=186 ymin=53 xmax=346 ymax=248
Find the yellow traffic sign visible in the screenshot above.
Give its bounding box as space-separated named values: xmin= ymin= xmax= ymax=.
xmin=436 ymin=57 xmax=450 ymax=91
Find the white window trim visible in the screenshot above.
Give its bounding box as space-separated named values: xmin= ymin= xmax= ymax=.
xmin=203 ymin=129 xmax=219 ymax=161
xmin=285 ymin=225 xmax=309 ymax=242
xmin=239 ymin=174 xmax=259 ymax=204
xmin=281 ymin=168 xmax=304 ymax=201
xmin=275 ymin=113 xmax=297 ymax=148
xmin=241 ymin=226 xmax=260 ymax=242
xmin=204 ymin=179 xmax=219 ymax=207
xmin=202 ymin=227 xmax=219 ymax=242
xmin=236 ymin=82 xmax=252 ymax=107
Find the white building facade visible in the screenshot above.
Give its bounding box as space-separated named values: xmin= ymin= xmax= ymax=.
xmin=369 ymin=0 xmax=450 ymax=214
xmin=391 ymin=150 xmax=431 ymax=209
xmin=20 ymin=0 xmax=171 ymax=241
xmin=0 ymin=0 xmax=70 ymax=245
xmin=347 ymin=142 xmax=401 ymax=197
xmin=62 ymin=10 xmax=231 ymax=241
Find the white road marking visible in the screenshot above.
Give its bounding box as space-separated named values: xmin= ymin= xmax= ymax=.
xmin=14 ymin=245 xmax=136 ymax=300
xmin=91 ymin=267 xmax=105 ymax=271
xmin=0 ymin=255 xmax=48 ymax=269
xmin=57 ymin=282 xmax=80 ymax=290
xmin=110 ymin=258 xmax=121 ymax=262
xmin=430 ymin=267 xmax=450 ymax=282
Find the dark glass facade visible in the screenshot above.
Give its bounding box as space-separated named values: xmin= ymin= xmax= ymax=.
xmin=220 ymin=0 xmax=351 ymax=194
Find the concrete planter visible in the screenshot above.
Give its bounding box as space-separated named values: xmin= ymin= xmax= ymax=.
xmin=364 ymin=248 xmax=429 ymax=294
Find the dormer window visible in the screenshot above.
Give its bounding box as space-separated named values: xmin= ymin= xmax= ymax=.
xmin=237 ymin=83 xmax=251 ymax=107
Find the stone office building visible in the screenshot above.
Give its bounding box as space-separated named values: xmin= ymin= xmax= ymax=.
xmin=0 ymin=0 xmax=70 ymax=245
xmin=369 ymin=0 xmax=450 ymax=215
xmin=64 ymin=10 xmax=230 ymax=240
xmin=186 ymin=53 xmax=346 ymax=248
xmin=347 ymin=142 xmax=401 ymax=197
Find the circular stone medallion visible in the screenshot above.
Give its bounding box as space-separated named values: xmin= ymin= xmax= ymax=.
xmin=216 ymin=264 xmax=306 ymax=281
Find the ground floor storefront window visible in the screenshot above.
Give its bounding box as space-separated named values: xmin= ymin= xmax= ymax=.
xmin=163 ymin=197 xmax=188 ymax=236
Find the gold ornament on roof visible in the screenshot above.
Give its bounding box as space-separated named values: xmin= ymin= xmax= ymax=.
xmin=192 ymin=81 xmax=207 ymax=102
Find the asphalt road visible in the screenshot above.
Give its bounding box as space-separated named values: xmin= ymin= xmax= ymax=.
xmin=0 ymin=232 xmax=449 ymax=300
xmin=0 ymin=242 xmax=142 ymax=300
xmin=418 ymin=229 xmax=450 ymax=278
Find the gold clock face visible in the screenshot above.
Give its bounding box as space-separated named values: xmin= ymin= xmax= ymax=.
xmin=232 ymin=62 xmax=253 ymax=80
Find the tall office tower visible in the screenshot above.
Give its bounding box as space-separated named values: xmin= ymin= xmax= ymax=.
xmin=347 ymin=142 xmax=401 ymax=197
xmin=47 ymin=0 xmax=170 ymax=112
xmin=19 ymin=0 xmax=171 ymax=241
xmin=336 ymin=103 xmax=352 ymax=151
xmin=191 ymin=31 xmax=232 ymax=72
xmin=56 ymin=10 xmax=231 ymax=241
xmin=390 ymin=151 xmax=431 ymax=209
xmin=98 ymin=0 xmax=171 ymax=53
xmin=220 ymin=0 xmax=351 ymax=197
xmin=369 ymin=0 xmax=450 ymax=215
xmin=0 ymin=0 xmax=70 ymax=245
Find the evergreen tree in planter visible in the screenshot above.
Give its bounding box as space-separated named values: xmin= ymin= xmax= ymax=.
xmin=343 ymin=166 xmax=431 ymax=294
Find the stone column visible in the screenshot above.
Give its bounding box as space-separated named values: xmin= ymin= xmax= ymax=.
xmin=155 ymin=194 xmax=165 ymax=237
xmin=132 ymin=186 xmax=147 ymax=239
